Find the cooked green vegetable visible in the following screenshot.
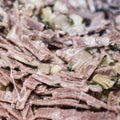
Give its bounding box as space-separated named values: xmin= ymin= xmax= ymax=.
xmin=69 ymin=14 xmax=83 ymax=27
xmin=109 ymin=43 xmax=120 ymax=51
xmin=42 ymin=7 xmax=52 ymax=23
xmin=67 ymin=16 xmax=74 ymax=25
xmin=68 ymin=14 xmax=84 ymax=35
xmin=92 ymin=74 xmax=116 ymax=89
xmin=100 ymin=54 xmax=114 ymax=67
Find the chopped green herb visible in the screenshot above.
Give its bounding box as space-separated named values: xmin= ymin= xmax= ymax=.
xmin=109 ymin=43 xmax=120 ymax=51
xmin=67 ymin=16 xmax=74 ymax=25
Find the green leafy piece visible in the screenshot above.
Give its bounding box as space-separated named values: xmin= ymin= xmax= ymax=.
xmin=42 ymin=7 xmax=52 ymax=23
xmin=69 ymin=14 xmax=83 ymax=27
xmin=92 ymin=74 xmax=116 ymax=89
xmin=49 ymin=13 xmax=84 ymax=35
xmin=100 ymin=54 xmax=114 ymax=67
xmin=67 ymin=16 xmax=74 ymax=25
xmin=109 ymin=43 xmax=120 ymax=51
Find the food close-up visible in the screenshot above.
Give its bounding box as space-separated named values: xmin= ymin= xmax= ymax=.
xmin=0 ymin=0 xmax=120 ymax=120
